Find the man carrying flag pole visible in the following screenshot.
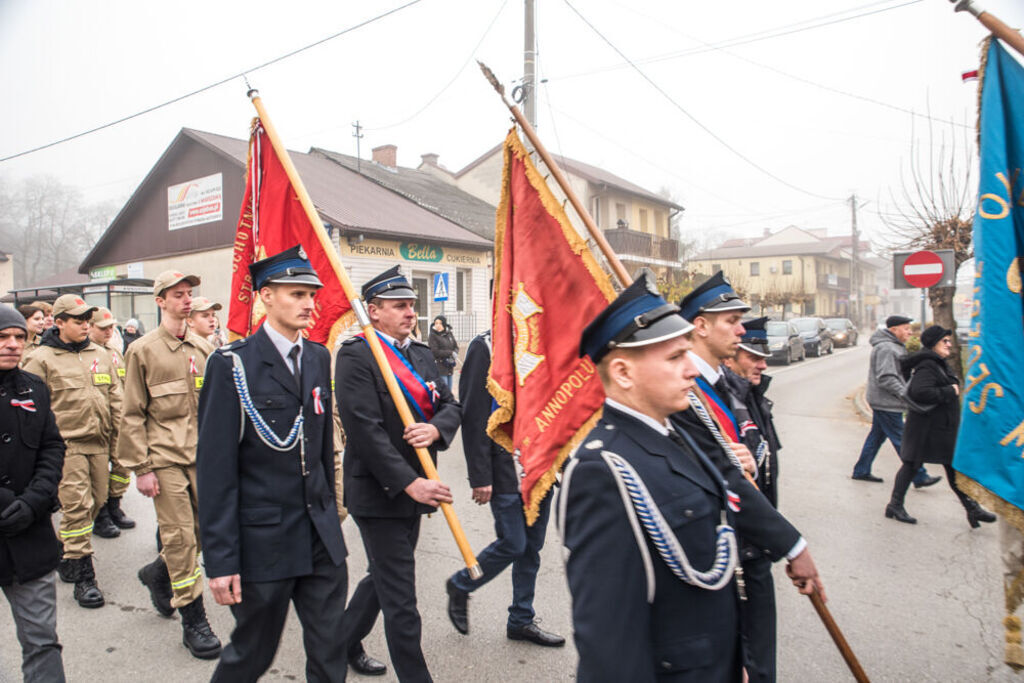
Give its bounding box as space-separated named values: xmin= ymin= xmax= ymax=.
xmin=949 ymin=1 xmax=1024 ymax=668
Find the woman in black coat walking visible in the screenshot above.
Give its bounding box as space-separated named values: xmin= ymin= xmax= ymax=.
xmin=427 ymin=315 xmax=458 ymax=390
xmin=885 ymin=325 xmax=996 ymax=527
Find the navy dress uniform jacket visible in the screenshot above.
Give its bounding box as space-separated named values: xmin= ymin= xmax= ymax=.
xmin=561 ymin=405 xmax=741 ymax=682
xmin=337 ymin=335 xmax=461 ymax=518
xmin=671 ymin=407 xmax=800 ymax=562
xmin=459 ymin=332 xmax=518 ymax=494
xmin=197 ymin=327 xmax=347 ymax=583
xmin=0 ymin=369 xmax=65 ymax=585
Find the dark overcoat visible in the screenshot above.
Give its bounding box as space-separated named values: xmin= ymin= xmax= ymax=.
xmin=459 ymin=332 xmax=518 ymax=494
xmin=196 ymin=327 xmax=347 ymax=583
xmin=900 ymin=349 xmax=960 ymax=465
xmin=336 ymin=335 xmax=461 ymax=518
xmin=0 ymin=368 xmax=65 ymax=585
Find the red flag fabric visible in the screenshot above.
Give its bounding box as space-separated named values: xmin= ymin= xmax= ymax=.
xmin=228 ymin=119 xmax=352 ymax=347
xmin=487 ymin=128 xmax=616 ymax=523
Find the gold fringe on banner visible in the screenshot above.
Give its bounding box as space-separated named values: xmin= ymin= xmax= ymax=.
xmin=486 ymin=127 xmax=615 ymax=525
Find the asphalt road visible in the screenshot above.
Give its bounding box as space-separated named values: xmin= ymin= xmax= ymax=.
xmin=0 ymin=342 xmax=1012 ymax=682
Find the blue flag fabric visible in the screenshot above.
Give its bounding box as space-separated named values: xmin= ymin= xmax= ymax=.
xmin=954 ymin=41 xmax=1024 ymax=510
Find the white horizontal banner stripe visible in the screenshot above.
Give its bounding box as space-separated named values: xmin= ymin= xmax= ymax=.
xmin=904 ymin=263 xmax=943 ymax=275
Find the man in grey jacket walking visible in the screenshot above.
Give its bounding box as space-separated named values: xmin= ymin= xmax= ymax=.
xmin=851 ymin=315 xmax=939 ymax=486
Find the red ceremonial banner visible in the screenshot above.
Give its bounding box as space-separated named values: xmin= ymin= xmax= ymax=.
xmin=227 ymin=119 xmax=352 ymax=347
xmin=487 ymin=128 xmax=616 ymax=523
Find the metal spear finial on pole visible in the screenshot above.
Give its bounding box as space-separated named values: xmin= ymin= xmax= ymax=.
xmin=951 ymin=0 xmax=1024 ymax=58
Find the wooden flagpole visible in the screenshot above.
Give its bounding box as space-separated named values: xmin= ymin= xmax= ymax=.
xmin=478 ymin=61 xmax=633 ymax=288
xmin=477 ymin=62 xmax=870 ymax=681
xmin=952 ymin=0 xmax=1024 ymax=59
xmin=248 ymin=89 xmax=482 ymax=579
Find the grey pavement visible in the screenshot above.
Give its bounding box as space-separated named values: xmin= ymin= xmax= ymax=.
xmin=0 ymin=343 xmax=1012 ymax=682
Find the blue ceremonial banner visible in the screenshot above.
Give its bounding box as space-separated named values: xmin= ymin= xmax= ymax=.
xmin=954 ymin=40 xmax=1024 ymax=511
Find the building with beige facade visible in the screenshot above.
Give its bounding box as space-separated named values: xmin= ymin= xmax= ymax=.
xmin=690 ymin=226 xmax=888 ymax=323
xmin=452 ymin=144 xmax=684 ymax=283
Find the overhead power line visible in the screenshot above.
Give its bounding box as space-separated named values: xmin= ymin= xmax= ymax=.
xmin=562 ymin=0 xmax=845 ymax=202
xmin=366 ymin=0 xmax=509 ymax=131
xmin=0 ymin=0 xmax=425 ymax=163
xmin=600 ymin=0 xmax=971 ymax=132
xmin=552 ymin=0 xmax=923 ymax=82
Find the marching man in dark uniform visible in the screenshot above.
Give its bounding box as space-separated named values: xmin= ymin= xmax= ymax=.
xmin=444 ymin=329 xmax=565 ymax=646
xmin=197 ymin=245 xmax=348 ymax=682
xmin=560 ymin=275 xmax=820 ymax=682
xmin=674 ymin=274 xmax=824 ymax=682
xmin=722 ymin=318 xmax=781 ymax=508
xmin=338 ymin=266 xmax=461 ymax=682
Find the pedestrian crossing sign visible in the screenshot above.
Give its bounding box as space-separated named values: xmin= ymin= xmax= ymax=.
xmin=432 ymin=272 xmax=449 ymax=302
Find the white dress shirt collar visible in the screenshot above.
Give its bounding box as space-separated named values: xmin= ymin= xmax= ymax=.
xmin=604 ymin=398 xmax=671 ymax=436
xmin=689 ymin=351 xmax=722 ymax=385
xmin=376 ymin=329 xmax=411 ymax=350
xmin=262 ymin=321 xmax=303 ymax=371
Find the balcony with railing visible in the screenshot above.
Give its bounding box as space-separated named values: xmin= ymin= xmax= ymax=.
xmin=603 ymin=228 xmax=679 ymax=263
xmin=817 ymin=273 xmax=850 ymax=290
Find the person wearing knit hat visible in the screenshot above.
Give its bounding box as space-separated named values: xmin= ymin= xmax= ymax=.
xmin=22 ymin=295 xmax=121 ymax=609
xmin=885 ymin=326 xmax=996 ymax=527
xmin=851 ymin=315 xmax=940 ymax=488
xmin=0 ymin=304 xmax=68 ymax=680
xmin=88 ymin=307 xmax=136 ymax=536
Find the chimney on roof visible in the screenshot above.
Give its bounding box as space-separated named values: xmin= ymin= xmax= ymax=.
xmin=420 ymin=153 xmax=440 ymax=167
xmin=372 ymin=144 xmax=397 ymax=169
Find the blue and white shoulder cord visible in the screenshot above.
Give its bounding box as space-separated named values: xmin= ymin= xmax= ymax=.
xmin=559 ymin=451 xmax=739 ymax=603
xmin=223 ymin=351 xmax=306 ymax=470
xmin=687 ymin=391 xmax=746 ymax=474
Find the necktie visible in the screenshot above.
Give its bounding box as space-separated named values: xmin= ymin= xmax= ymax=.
xmin=713 ymin=376 xmax=729 ymax=398
xmin=668 ymin=429 xmax=689 ymax=451
xmin=288 ymin=345 xmax=301 ymax=393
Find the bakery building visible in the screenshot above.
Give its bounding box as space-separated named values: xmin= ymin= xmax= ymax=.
xmin=79 ymin=128 xmax=494 ymax=339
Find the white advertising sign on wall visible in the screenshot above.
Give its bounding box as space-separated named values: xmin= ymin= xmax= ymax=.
xmin=167 ymin=173 xmax=223 ymax=231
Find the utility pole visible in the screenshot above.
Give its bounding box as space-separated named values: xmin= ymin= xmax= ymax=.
xmin=849 ymin=193 xmax=860 ymax=326
xmin=352 ymin=120 xmax=364 ymax=173
xmin=523 ymin=0 xmax=537 ymax=129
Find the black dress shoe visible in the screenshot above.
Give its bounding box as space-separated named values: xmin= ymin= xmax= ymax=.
xmin=507 ymin=622 xmax=566 ymax=647
xmin=913 ymin=474 xmax=942 ymax=489
xmin=446 ymin=577 xmax=469 ymax=635
xmin=852 ymin=473 xmax=883 ymax=483
xmin=885 ymin=503 xmax=917 ymax=524
xmin=349 ymin=652 xmax=387 ymax=676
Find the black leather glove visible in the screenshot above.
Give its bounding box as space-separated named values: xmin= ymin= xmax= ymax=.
xmin=0 ymin=499 xmax=34 ymax=536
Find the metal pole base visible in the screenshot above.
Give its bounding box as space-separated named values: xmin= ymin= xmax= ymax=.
xmin=467 ymin=563 xmax=484 ymax=580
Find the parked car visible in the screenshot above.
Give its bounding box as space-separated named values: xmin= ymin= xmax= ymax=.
xmin=825 ymin=318 xmax=858 ymax=347
xmin=790 ymin=317 xmax=834 ymax=357
xmin=766 ymin=320 xmax=805 ymax=365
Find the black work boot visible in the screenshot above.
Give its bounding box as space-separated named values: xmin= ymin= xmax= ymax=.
xmin=137 ymin=556 xmax=175 ymax=617
xmin=179 ymin=596 xmax=222 ymax=660
xmin=73 ymin=556 xmax=105 ymax=608
xmin=92 ymin=506 xmax=121 ymax=538
xmin=58 ymin=557 xmax=76 ymax=584
xmin=106 ymin=497 xmax=136 ymax=529
xmin=884 ymin=502 xmax=917 ymax=524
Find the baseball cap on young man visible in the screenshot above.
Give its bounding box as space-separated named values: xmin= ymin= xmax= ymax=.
xmin=91 ymin=307 xmax=118 ymax=328
xmin=190 ymin=297 xmax=222 ymax=315
xmin=52 ymin=294 xmax=98 ymax=319
xmin=153 ymin=270 xmax=201 ymax=297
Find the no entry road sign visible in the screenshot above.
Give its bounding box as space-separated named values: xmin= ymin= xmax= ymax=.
xmin=902 ymin=250 xmax=945 ymax=288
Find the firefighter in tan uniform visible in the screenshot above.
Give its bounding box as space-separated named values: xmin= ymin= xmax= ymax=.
xmin=89 ymin=307 xmax=136 ymax=537
xmin=186 ymin=296 xmax=222 ymax=347
xmin=117 ymin=271 xmax=221 ymax=660
xmin=21 ymin=294 xmax=121 ymax=609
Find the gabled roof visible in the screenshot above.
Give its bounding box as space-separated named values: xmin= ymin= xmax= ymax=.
xmin=80 ymin=128 xmax=490 ymax=272
xmin=693 ymin=240 xmax=848 ymax=260
xmin=310 ymin=148 xmax=498 ymax=240
xmin=455 ymin=143 xmax=683 ymax=211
